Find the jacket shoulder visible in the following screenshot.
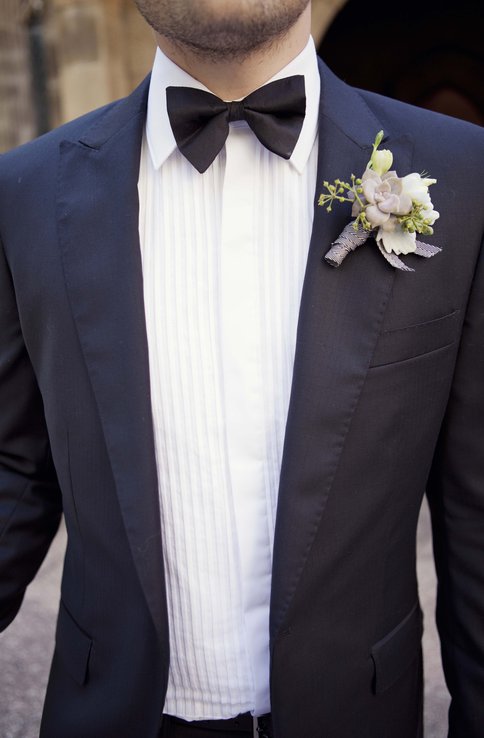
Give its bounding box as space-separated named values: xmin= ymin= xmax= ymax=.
xmin=0 ymin=103 xmax=115 ymax=236
xmin=0 ymin=75 xmax=150 ymax=231
xmin=357 ymin=87 xmax=484 ymax=156
xmin=0 ymin=101 xmax=116 ymax=176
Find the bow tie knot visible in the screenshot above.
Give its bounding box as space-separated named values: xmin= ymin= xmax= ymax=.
xmin=227 ymin=100 xmax=246 ymax=123
xmin=166 ymin=75 xmax=306 ymax=173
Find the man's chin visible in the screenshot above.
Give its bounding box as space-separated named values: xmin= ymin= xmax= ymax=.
xmin=160 ymin=31 xmax=281 ymax=65
xmin=137 ymin=0 xmax=310 ymax=60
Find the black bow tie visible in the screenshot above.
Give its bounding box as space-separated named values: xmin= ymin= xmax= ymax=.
xmin=166 ymin=75 xmax=306 ymax=173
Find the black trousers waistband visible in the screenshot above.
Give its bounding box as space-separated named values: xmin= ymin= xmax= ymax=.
xmin=160 ymin=712 xmax=273 ymax=738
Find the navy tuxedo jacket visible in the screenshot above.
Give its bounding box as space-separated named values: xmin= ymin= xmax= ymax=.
xmin=0 ymin=59 xmax=483 ymax=738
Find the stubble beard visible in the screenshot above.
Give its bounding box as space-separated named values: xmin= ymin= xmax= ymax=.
xmin=133 ymin=0 xmax=310 ymax=62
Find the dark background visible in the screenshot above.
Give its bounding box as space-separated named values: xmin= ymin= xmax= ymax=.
xmin=319 ymin=0 xmax=484 ymax=125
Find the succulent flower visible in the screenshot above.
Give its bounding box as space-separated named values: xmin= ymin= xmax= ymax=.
xmin=318 ymin=130 xmax=442 ymax=270
xmin=352 ymin=169 xmax=413 ymax=228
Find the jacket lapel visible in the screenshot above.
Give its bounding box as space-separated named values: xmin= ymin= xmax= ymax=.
xmin=270 ymin=61 xmax=414 ymax=641
xmin=57 ymin=77 xmax=169 ymax=645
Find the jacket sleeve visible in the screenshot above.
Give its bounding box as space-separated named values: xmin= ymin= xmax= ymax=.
xmin=426 ymin=234 xmax=484 ymax=738
xmin=0 ymin=233 xmax=62 ymax=632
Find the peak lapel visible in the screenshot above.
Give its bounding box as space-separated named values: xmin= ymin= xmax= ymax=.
xmin=270 ymin=61 xmax=414 ymax=641
xmin=57 ymin=78 xmax=169 ymax=644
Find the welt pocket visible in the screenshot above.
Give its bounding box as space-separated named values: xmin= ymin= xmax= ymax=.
xmin=369 ymin=309 xmax=461 ymax=367
xmin=371 ymin=602 xmax=423 ymax=695
xmin=55 ymin=600 xmax=93 ymax=686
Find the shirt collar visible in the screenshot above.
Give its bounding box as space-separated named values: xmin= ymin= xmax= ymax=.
xmin=146 ymin=36 xmax=320 ymax=174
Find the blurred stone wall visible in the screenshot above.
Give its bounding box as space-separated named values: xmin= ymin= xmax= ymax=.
xmin=0 ymin=0 xmax=37 ymax=151
xmin=0 ymin=0 xmax=157 ymax=151
xmin=47 ymin=0 xmax=155 ymax=124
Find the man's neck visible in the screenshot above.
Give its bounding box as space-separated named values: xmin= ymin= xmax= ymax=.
xmin=156 ymin=5 xmax=311 ymax=100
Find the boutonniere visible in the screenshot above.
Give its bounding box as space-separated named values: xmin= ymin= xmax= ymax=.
xmin=318 ymin=131 xmax=441 ymax=272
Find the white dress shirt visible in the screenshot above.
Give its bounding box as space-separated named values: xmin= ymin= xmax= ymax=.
xmin=137 ymin=37 xmax=320 ymax=720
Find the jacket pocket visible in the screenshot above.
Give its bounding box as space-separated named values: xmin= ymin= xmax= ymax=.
xmin=370 ymin=309 xmax=460 ymax=367
xmin=371 ymin=602 xmax=423 ymax=695
xmin=55 ymin=600 xmax=93 ymax=686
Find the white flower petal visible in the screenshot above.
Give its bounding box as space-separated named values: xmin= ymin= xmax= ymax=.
xmin=370 ymin=149 xmax=393 ymax=176
xmin=400 ymin=173 xmax=437 ymax=208
xmin=377 ymin=225 xmax=417 ymax=255
xmin=422 ymin=207 xmax=440 ymax=225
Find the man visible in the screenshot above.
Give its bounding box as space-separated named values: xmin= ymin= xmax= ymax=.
xmin=0 ymin=1 xmax=483 ymax=736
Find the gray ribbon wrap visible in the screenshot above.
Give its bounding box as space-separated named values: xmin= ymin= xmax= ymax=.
xmin=324 ymin=222 xmax=369 ymax=267
xmin=324 ymin=221 xmax=442 ymax=271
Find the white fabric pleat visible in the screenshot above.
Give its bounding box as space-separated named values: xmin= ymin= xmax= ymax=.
xmin=138 ymin=39 xmax=319 ymax=721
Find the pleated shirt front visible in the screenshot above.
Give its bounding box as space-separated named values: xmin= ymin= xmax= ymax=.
xmin=137 ymin=39 xmax=320 ymax=720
